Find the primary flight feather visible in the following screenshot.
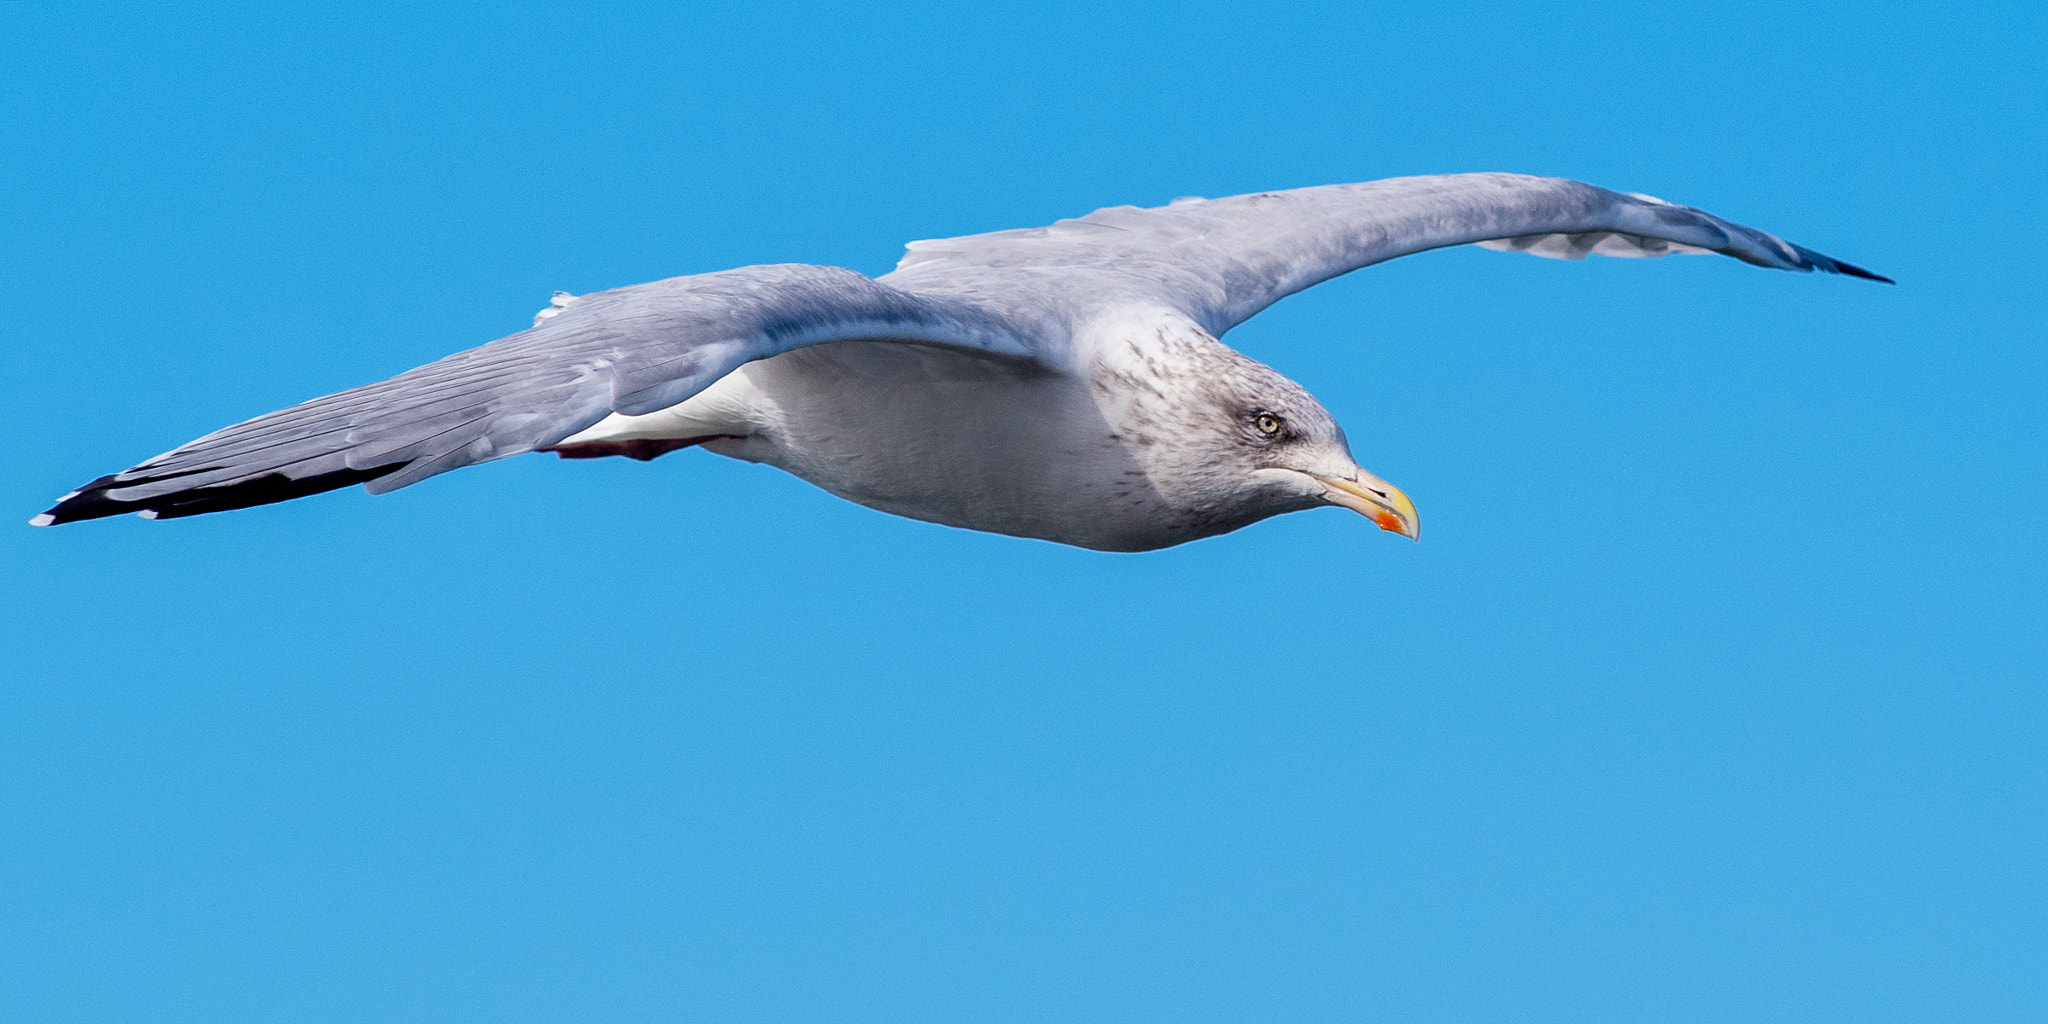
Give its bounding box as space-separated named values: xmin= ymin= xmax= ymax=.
xmin=33 ymin=173 xmax=1887 ymax=550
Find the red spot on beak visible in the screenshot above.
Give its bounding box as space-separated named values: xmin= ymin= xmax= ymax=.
xmin=1374 ymin=510 xmax=1406 ymax=534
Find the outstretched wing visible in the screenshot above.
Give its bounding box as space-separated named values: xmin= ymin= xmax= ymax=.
xmin=883 ymin=173 xmax=1888 ymax=339
xmin=36 ymin=263 xmax=1034 ymax=525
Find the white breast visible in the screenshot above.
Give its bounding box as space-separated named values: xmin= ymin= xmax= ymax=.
xmin=563 ymin=340 xmax=1192 ymax=550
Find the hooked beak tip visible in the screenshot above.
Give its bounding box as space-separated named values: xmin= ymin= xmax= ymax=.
xmin=1314 ymin=472 xmax=1419 ymax=541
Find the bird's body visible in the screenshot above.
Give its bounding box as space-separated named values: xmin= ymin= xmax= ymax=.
xmin=567 ymin=310 xmax=1330 ymax=550
xmin=596 ymin=338 xmax=1162 ymax=550
xmin=34 ymin=174 xmax=1887 ymax=547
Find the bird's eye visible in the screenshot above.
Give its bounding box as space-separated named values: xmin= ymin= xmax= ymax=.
xmin=1253 ymin=412 xmax=1284 ymax=436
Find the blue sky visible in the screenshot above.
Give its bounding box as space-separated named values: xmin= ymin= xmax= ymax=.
xmin=4 ymin=4 xmax=2042 ymax=1021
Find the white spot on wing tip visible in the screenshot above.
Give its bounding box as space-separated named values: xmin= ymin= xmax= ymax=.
xmin=29 ymin=514 xmax=54 ymax=527
xmin=137 ymin=509 xmax=159 ymax=520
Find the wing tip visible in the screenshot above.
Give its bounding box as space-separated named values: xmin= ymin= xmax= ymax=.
xmin=32 ymin=472 xmax=131 ymax=526
xmin=33 ymin=463 xmax=406 ymax=526
xmin=1790 ymin=241 xmax=1892 ymax=284
xmin=1828 ymin=259 xmax=1894 ymax=284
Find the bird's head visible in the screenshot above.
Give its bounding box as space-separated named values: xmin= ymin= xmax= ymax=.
xmin=1095 ymin=320 xmax=1419 ymax=544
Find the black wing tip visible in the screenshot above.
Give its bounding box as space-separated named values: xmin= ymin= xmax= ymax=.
xmin=33 ymin=463 xmax=404 ymax=527
xmin=1829 ymin=259 xmax=1894 ymax=284
xmin=1793 ymin=242 xmax=1893 ymax=284
xmin=32 ymin=472 xmax=131 ymax=526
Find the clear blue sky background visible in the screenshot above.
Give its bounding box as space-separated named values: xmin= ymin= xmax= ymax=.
xmin=4 ymin=4 xmax=2042 ymax=1021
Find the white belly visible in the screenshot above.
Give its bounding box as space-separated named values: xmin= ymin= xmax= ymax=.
xmin=559 ymin=342 xmax=1201 ymax=551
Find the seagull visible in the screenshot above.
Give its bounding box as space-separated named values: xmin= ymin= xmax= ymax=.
xmin=32 ymin=173 xmax=1887 ymax=550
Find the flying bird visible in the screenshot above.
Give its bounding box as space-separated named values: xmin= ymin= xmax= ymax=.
xmin=33 ymin=174 xmax=1887 ymax=550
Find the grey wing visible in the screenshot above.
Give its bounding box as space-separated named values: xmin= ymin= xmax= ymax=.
xmin=36 ymin=263 xmax=1035 ymax=525
xmin=882 ymin=173 xmax=1889 ymax=338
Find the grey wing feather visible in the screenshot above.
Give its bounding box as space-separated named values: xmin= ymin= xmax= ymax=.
xmin=883 ymin=173 xmax=1888 ymax=338
xmin=37 ymin=263 xmax=1033 ymax=525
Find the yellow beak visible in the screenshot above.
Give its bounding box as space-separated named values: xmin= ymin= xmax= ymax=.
xmin=1314 ymin=472 xmax=1420 ymax=540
